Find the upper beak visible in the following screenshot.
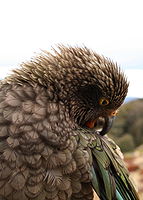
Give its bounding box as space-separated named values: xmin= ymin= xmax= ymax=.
xmin=100 ymin=110 xmax=118 ymax=135
xmin=100 ymin=115 xmax=116 ymax=135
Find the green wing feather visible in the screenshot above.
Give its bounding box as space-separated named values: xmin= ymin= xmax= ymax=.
xmin=77 ymin=128 xmax=139 ymax=200
xmin=102 ymin=136 xmax=139 ymax=200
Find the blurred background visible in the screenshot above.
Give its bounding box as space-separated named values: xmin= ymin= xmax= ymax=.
xmin=0 ymin=0 xmax=143 ymax=198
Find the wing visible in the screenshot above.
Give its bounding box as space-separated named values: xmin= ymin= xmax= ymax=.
xmin=0 ymin=82 xmax=94 ymax=200
xmin=87 ymin=131 xmax=139 ymax=200
xmin=75 ymin=128 xmax=139 ymax=200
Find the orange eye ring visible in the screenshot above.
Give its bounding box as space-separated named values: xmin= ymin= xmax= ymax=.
xmin=99 ymin=98 xmax=109 ymax=106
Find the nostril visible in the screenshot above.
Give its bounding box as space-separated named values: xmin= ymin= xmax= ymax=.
xmin=110 ymin=110 xmax=118 ymax=116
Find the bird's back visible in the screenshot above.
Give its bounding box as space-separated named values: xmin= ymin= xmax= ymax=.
xmin=0 ymin=81 xmax=94 ymax=200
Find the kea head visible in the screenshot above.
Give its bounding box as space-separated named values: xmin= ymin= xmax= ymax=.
xmin=9 ymin=45 xmax=129 ymax=135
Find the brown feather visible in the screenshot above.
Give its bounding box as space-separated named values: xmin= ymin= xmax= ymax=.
xmin=0 ymin=45 xmax=129 ymax=199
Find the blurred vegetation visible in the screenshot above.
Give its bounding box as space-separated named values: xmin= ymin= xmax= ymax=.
xmin=109 ymin=99 xmax=143 ymax=152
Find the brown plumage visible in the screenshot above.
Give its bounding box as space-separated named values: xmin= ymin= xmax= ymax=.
xmin=0 ymin=46 xmax=131 ymax=200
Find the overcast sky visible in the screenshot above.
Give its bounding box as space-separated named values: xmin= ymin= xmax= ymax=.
xmin=0 ymin=0 xmax=143 ymax=97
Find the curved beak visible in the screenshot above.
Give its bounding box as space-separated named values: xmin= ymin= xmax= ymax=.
xmin=85 ymin=110 xmax=118 ymax=135
xmin=100 ymin=116 xmax=116 ymax=136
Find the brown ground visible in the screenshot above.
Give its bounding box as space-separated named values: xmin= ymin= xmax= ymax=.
xmin=125 ymin=147 xmax=143 ymax=199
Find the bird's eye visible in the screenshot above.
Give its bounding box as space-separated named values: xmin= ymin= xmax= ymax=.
xmin=99 ymin=98 xmax=109 ymax=106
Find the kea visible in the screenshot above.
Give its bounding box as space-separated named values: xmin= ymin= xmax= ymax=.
xmin=0 ymin=46 xmax=139 ymax=200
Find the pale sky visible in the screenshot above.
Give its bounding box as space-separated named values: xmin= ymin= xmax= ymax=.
xmin=0 ymin=0 xmax=143 ymax=97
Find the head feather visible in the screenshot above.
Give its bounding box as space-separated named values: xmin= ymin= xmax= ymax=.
xmin=5 ymin=45 xmax=129 ymax=108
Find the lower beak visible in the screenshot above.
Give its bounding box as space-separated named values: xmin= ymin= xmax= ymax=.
xmin=100 ymin=116 xmax=116 ymax=136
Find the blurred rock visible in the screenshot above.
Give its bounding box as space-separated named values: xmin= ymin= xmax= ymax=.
xmin=125 ymin=147 xmax=143 ymax=199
